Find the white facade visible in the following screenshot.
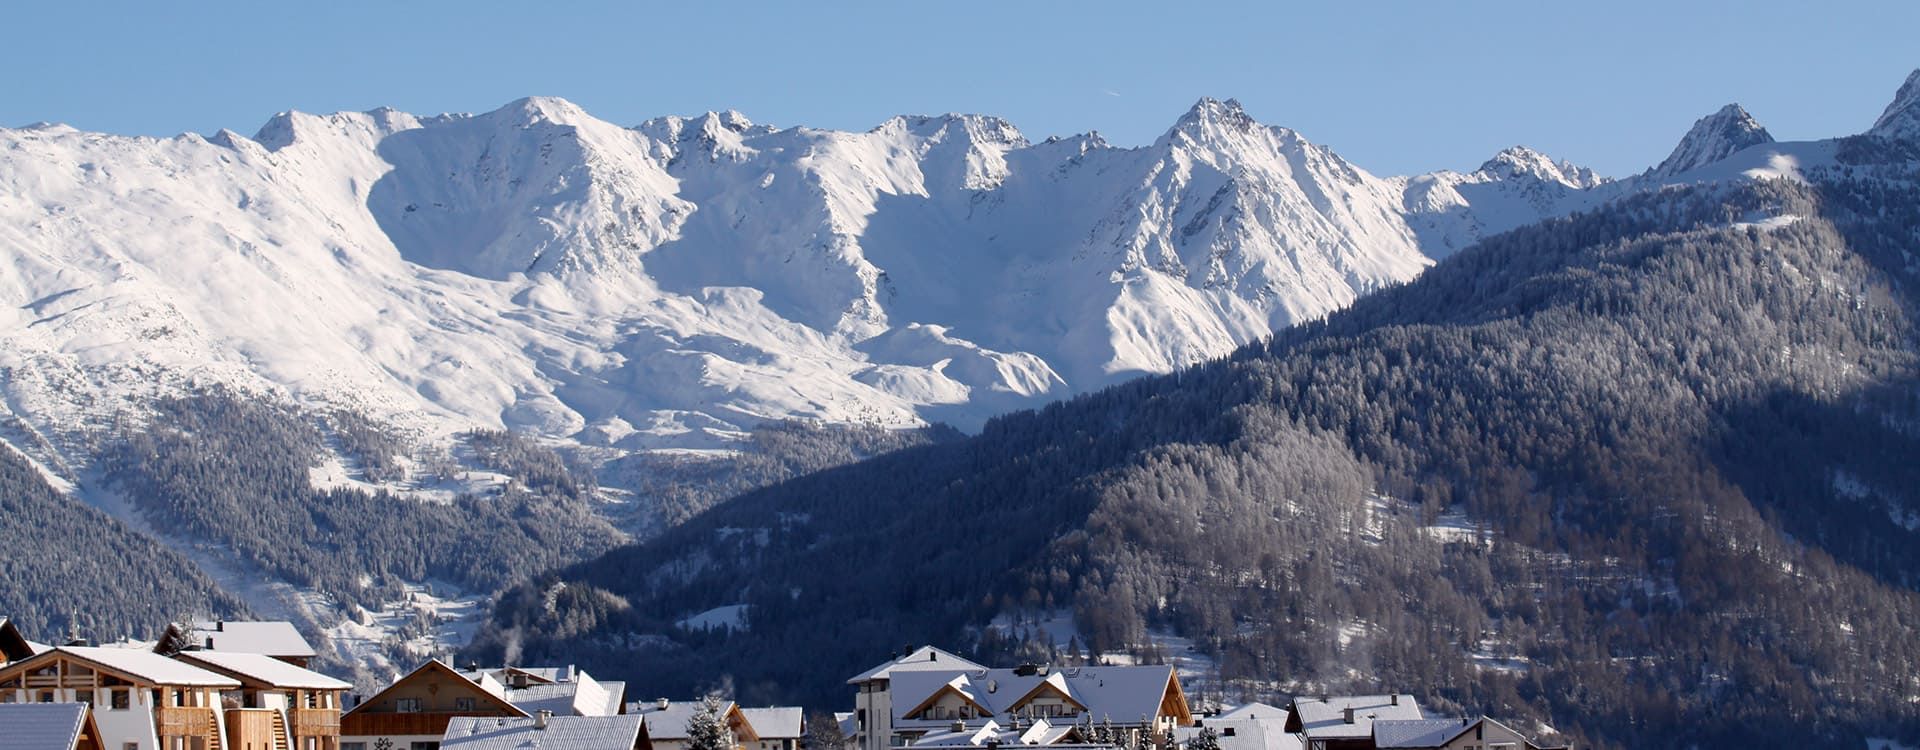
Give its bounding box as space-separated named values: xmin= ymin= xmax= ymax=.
xmin=2 ymin=685 xmax=163 ymax=750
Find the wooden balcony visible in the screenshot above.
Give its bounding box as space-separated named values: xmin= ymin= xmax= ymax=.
xmin=156 ymin=705 xmax=218 ymax=737
xmin=341 ymin=711 xmax=475 ymax=737
xmin=291 ymin=707 xmax=342 ymax=735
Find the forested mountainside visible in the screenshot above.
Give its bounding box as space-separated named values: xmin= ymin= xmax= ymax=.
xmin=473 ymin=147 xmax=1920 ymax=748
xmin=0 ymin=442 xmax=247 ymax=637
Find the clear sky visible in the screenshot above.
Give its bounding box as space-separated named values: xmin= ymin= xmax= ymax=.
xmin=3 ymin=1 xmax=1914 ymax=177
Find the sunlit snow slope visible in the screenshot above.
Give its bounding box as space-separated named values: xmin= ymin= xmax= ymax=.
xmin=0 ymin=96 xmax=1600 ymax=456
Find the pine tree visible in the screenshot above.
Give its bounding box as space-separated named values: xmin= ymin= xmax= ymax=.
xmin=689 ymin=695 xmax=737 ymax=750
xmin=1187 ymin=727 xmax=1220 ymax=750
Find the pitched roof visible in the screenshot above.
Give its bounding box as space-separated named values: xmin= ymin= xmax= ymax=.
xmin=889 ymin=665 xmax=1180 ymax=727
xmin=173 ymin=650 xmax=351 ymax=690
xmin=1371 ymin=719 xmax=1474 ymax=749
xmin=630 ymin=699 xmax=737 ymax=740
xmin=1174 ymin=720 xmax=1303 ymax=750
xmin=848 ymin=646 xmax=987 ymax=684
xmin=344 ymin=660 xmax=529 ymax=718
xmin=14 ymin=646 xmax=241 ymax=687
xmin=441 ymin=715 xmax=645 ymax=750
xmin=740 ymin=707 xmax=805 ymax=739
xmin=1286 ymin=696 xmax=1422 ymax=740
xmin=0 ymin=702 xmax=91 ymax=750
xmin=905 ymin=718 xmax=1076 ymax=747
xmin=498 ymin=673 xmax=619 ymax=717
xmin=1211 ymin=702 xmax=1287 ymax=722
xmin=186 ymin=621 xmax=316 ymax=658
xmin=0 ymin=617 xmax=46 ymax=663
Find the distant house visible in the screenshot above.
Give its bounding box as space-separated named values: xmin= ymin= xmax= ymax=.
xmin=0 ymin=645 xmax=243 ymax=750
xmin=1283 ymin=695 xmax=1423 ymax=750
xmin=457 ymin=665 xmax=626 ymax=718
xmin=1372 ymin=716 xmax=1565 ymax=750
xmin=441 ymin=713 xmax=649 ymax=750
xmin=881 ymin=662 xmax=1193 ymax=749
xmin=157 ymin=621 xmax=319 ymax=668
xmin=0 ymin=702 xmax=107 ymax=750
xmin=341 ymin=660 xmax=528 ymax=750
xmin=848 ymin=646 xmax=987 ymax=750
xmin=628 ymin=698 xmax=759 ymax=750
xmin=174 ymin=650 xmax=351 ymax=750
xmin=1178 ymin=702 xmax=1301 ymax=750
xmin=739 ymin=707 xmax=804 ymax=750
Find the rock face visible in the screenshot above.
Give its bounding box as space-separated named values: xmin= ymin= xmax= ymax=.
xmin=1870 ymin=68 xmax=1920 ymax=141
xmin=1649 ymin=103 xmax=1775 ymax=178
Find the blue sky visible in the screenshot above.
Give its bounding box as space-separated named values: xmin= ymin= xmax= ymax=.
xmin=3 ymin=1 xmax=1914 ymax=177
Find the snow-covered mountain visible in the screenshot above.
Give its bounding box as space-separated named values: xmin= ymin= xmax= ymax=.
xmin=0 ymin=95 xmax=1589 ymax=463
xmin=6 ymin=72 xmax=1916 ymax=473
xmin=1648 ymin=104 xmax=1774 ymax=178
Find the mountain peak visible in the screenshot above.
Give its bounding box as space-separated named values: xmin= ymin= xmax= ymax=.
xmin=1177 ymin=97 xmax=1255 ymax=129
xmin=1649 ymin=103 xmax=1773 ymax=178
xmin=1869 ymin=68 xmax=1920 ymax=141
xmin=493 ymin=96 xmax=594 ymax=127
xmin=1476 ymin=146 xmax=1604 ymax=188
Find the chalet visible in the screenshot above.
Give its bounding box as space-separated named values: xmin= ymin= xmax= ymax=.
xmin=1372 ymin=717 xmax=1566 ymax=750
xmin=340 ymin=660 xmax=527 ymax=750
xmin=882 ymin=664 xmax=1193 ymax=749
xmin=1 ymin=616 xmax=52 ymax=665
xmin=628 ymin=699 xmax=759 ymax=750
xmin=0 ymin=702 xmax=107 ymax=750
xmin=1284 ymin=696 xmax=1422 ymax=750
xmin=848 ymin=646 xmax=986 ymax=750
xmin=739 ymin=707 xmax=803 ymax=750
xmin=174 ymin=650 xmax=350 ymax=750
xmin=157 ymin=622 xmax=318 ymax=668
xmin=440 ymin=713 xmax=649 ymax=750
xmin=0 ymin=645 xmax=243 ymax=750
xmin=455 ymin=665 xmax=626 ymax=717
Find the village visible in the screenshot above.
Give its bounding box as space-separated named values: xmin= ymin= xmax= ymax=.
xmin=0 ymin=619 xmax=1566 ymax=750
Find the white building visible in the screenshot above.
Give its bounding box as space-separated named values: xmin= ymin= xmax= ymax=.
xmin=1283 ymin=695 xmax=1422 ymax=750
xmin=848 ymin=646 xmax=986 ymax=750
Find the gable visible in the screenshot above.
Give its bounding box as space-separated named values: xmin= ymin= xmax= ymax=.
xmin=345 ymin=660 xmax=527 ymax=717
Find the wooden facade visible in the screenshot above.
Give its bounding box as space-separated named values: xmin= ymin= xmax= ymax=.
xmin=340 ymin=660 xmax=527 ymax=748
xmin=0 ymin=648 xmax=238 ymax=750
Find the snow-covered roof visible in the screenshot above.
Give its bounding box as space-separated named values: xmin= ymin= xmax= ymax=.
xmin=0 ymin=702 xmax=91 ymax=750
xmin=848 ymin=645 xmax=986 ymax=684
xmin=1174 ymin=720 xmax=1302 ymax=750
xmin=630 ymin=699 xmax=737 ymax=740
xmin=890 ymin=665 xmax=1179 ymax=728
xmin=1371 ymin=718 xmax=1474 ymax=749
xmin=174 ymin=650 xmax=351 ymax=690
xmin=441 ymin=715 xmax=645 ymax=750
xmin=498 ymin=672 xmax=619 ymax=717
xmin=188 ymin=621 xmax=317 ymax=658
xmin=1287 ymin=696 xmax=1421 ymax=740
xmin=741 ymin=707 xmax=805 ymax=739
xmin=1210 ymin=702 xmax=1286 ymax=722
xmin=45 ymin=646 xmax=240 ymax=687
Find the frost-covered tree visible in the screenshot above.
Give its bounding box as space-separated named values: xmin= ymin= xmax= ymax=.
xmin=688 ymin=695 xmax=736 ymax=750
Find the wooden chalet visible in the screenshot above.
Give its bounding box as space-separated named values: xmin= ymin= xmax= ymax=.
xmin=339 ymin=660 xmax=527 ymax=750
xmin=0 ymin=645 xmax=242 ymax=750
xmin=175 ymin=650 xmax=350 ymax=750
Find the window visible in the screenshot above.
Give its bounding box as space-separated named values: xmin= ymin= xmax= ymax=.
xmin=454 ymin=697 xmax=475 ymax=711
xmin=342 ymin=744 xmax=367 ymax=750
xmin=409 ymin=743 xmax=441 ymax=750
xmin=38 ymin=691 xmax=54 ymax=703
xmin=112 ymin=689 xmax=131 ymax=710
xmin=76 ymin=690 xmax=94 ymax=707
xmin=396 ymin=697 xmax=423 ymax=713
xmin=124 ymin=744 xmax=139 ymax=750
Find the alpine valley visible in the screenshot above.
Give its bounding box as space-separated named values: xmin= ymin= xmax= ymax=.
xmin=4 ymin=65 xmax=1920 ymax=749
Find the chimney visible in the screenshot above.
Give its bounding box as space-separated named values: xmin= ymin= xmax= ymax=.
xmin=1342 ymin=708 xmax=1354 ymax=725
xmin=1390 ymin=694 xmax=1399 ymax=706
xmin=205 ymin=637 xmax=214 ymax=650
xmin=658 ymin=698 xmax=672 ymax=711
xmin=216 ymin=621 xmax=225 ymax=632
xmin=535 ymin=710 xmax=552 ymax=729
xmin=952 ymin=720 xmax=966 ymax=732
